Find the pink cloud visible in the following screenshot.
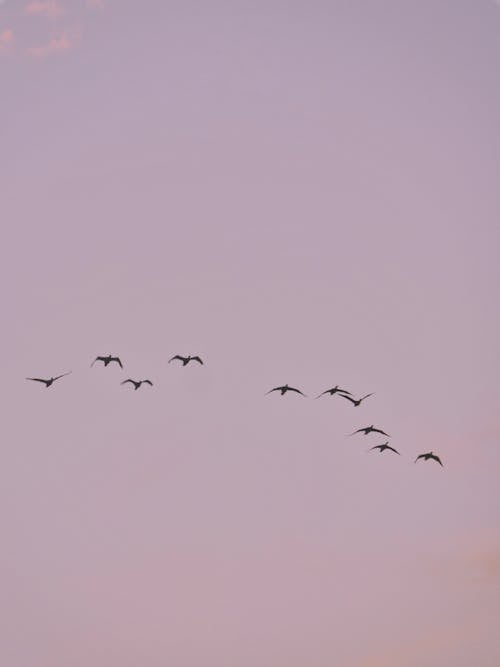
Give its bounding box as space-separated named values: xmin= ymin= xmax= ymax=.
xmin=0 ymin=28 xmax=14 ymax=52
xmin=349 ymin=616 xmax=496 ymax=667
xmin=27 ymin=31 xmax=73 ymax=58
xmin=434 ymin=539 xmax=500 ymax=588
xmin=24 ymin=1 xmax=64 ymax=18
xmin=469 ymin=547 xmax=500 ymax=581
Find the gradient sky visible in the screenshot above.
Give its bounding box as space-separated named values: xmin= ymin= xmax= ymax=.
xmin=1 ymin=1 xmax=500 ymax=666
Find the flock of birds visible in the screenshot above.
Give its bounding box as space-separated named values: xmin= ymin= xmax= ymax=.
xmin=26 ymin=353 xmax=444 ymax=467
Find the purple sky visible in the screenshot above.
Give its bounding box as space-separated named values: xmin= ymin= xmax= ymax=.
xmin=1 ymin=1 xmax=499 ymax=665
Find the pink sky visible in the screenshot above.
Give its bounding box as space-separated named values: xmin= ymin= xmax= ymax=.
xmin=1 ymin=1 xmax=499 ymax=665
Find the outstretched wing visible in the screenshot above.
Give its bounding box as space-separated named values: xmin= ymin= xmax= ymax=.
xmin=143 ymin=380 xmax=153 ymax=386
xmin=359 ymin=393 xmax=374 ymax=402
xmin=315 ymin=389 xmax=331 ymax=398
xmin=169 ymin=355 xmax=184 ymax=363
xmin=386 ymin=445 xmax=400 ymax=455
xmin=111 ymin=357 xmax=123 ymax=368
xmin=288 ymin=387 xmax=306 ymax=396
xmin=349 ymin=427 xmax=366 ymax=436
xmin=339 ymin=393 xmax=356 ymax=405
xmin=372 ymin=428 xmax=390 ymax=436
xmin=26 ymin=377 xmax=48 ymax=384
xmin=431 ymin=454 xmax=443 ymax=466
xmin=91 ymin=356 xmax=105 ymax=367
xmin=266 ymin=386 xmax=283 ymax=394
xmin=414 ymin=454 xmax=426 ymax=463
xmin=191 ymin=356 xmax=203 ymax=365
xmin=369 ymin=444 xmax=383 ymax=451
xmin=337 ymin=387 xmax=353 ymax=396
xmin=53 ymin=372 xmax=72 ymax=382
xmin=121 ymin=379 xmax=134 ymax=385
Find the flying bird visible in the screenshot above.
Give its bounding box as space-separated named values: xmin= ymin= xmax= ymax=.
xmin=369 ymin=441 xmax=400 ymax=455
xmin=339 ymin=392 xmax=374 ymax=407
xmin=121 ymin=379 xmax=153 ymax=390
xmin=26 ymin=372 xmax=72 ymax=388
xmin=414 ymin=452 xmax=443 ymax=466
xmin=350 ymin=425 xmax=390 ymax=437
xmin=168 ymin=355 xmax=203 ymax=366
xmin=91 ymin=355 xmax=123 ymax=368
xmin=315 ymin=386 xmax=352 ymax=399
xmin=266 ymin=384 xmax=306 ymax=396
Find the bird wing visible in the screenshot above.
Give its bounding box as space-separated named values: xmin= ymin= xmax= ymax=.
xmin=315 ymin=390 xmax=330 ymax=398
xmin=288 ymin=387 xmax=306 ymax=396
xmin=386 ymin=445 xmax=400 ymax=455
xmin=414 ymin=454 xmax=425 ymax=463
xmin=369 ymin=444 xmax=382 ymax=451
xmin=169 ymin=355 xmax=184 ymax=363
xmin=53 ymin=372 xmax=72 ymax=381
xmin=26 ymin=377 xmax=47 ymax=383
xmin=143 ymin=380 xmax=153 ymax=386
xmin=91 ymin=356 xmax=104 ymax=367
xmin=112 ymin=357 xmax=123 ymax=368
xmin=121 ymin=379 xmax=134 ymax=385
xmin=337 ymin=389 xmax=353 ymax=396
xmin=372 ymin=428 xmax=389 ymax=436
xmin=339 ymin=393 xmax=356 ymax=404
xmin=191 ymin=356 xmax=203 ymax=364
xmin=360 ymin=393 xmax=374 ymax=401
xmin=349 ymin=427 xmax=365 ymax=435
xmin=266 ymin=386 xmax=282 ymax=394
xmin=431 ymin=454 xmax=443 ymax=466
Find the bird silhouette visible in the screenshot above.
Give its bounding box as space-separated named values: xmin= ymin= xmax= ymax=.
xmin=370 ymin=441 xmax=400 ymax=455
xmin=26 ymin=372 xmax=72 ymax=388
xmin=315 ymin=386 xmax=352 ymax=399
xmin=350 ymin=425 xmax=390 ymax=437
xmin=169 ymin=355 xmax=203 ymax=366
xmin=415 ymin=452 xmax=443 ymax=466
xmin=91 ymin=355 xmax=123 ymax=368
xmin=267 ymin=384 xmax=306 ymax=396
xmin=339 ymin=392 xmax=374 ymax=407
xmin=121 ymin=379 xmax=153 ymax=390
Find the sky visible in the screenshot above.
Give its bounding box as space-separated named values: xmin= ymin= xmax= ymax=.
xmin=1 ymin=1 xmax=499 ymax=665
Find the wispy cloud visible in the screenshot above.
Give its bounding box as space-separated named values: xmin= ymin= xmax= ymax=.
xmin=0 ymin=27 xmax=13 ymax=52
xmin=349 ymin=614 xmax=497 ymax=667
xmin=24 ymin=1 xmax=64 ymax=19
xmin=470 ymin=548 xmax=500 ymax=582
xmin=27 ymin=31 xmax=74 ymax=57
xmin=434 ymin=539 xmax=500 ymax=588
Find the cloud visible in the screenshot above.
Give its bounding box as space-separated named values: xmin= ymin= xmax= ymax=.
xmin=470 ymin=548 xmax=500 ymax=581
xmin=27 ymin=31 xmax=74 ymax=57
xmin=24 ymin=1 xmax=64 ymax=18
xmin=86 ymin=0 xmax=104 ymax=8
xmin=0 ymin=27 xmax=13 ymax=52
xmin=349 ymin=613 xmax=498 ymax=667
xmin=435 ymin=540 xmax=500 ymax=588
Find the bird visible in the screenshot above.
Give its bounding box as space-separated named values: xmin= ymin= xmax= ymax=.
xmin=266 ymin=384 xmax=306 ymax=396
xmin=91 ymin=355 xmax=123 ymax=368
xmin=315 ymin=386 xmax=352 ymax=398
xmin=168 ymin=355 xmax=203 ymax=366
xmin=339 ymin=392 xmax=374 ymax=407
xmin=121 ymin=379 xmax=153 ymax=390
xmin=369 ymin=441 xmax=400 ymax=455
xmin=414 ymin=452 xmax=443 ymax=466
xmin=26 ymin=372 xmax=72 ymax=388
xmin=350 ymin=425 xmax=390 ymax=437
